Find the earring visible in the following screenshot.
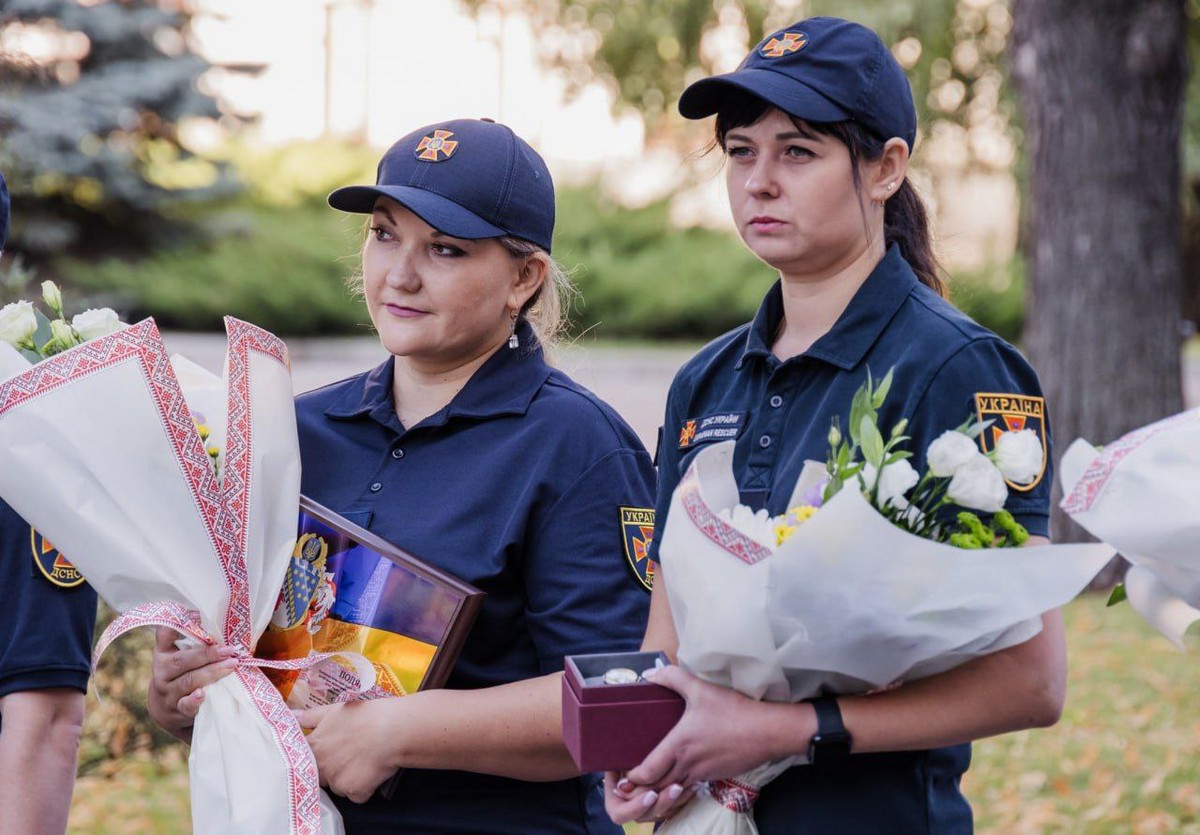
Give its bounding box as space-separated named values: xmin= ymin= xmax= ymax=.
xmin=508 ymin=310 xmax=519 ymax=350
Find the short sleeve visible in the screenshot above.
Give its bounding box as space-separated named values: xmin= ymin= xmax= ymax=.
xmin=0 ymin=501 xmax=98 ymax=699
xmin=523 ymin=449 xmax=656 ymax=674
xmin=647 ymin=375 xmax=689 ymax=564
xmin=905 ymin=338 xmax=1054 ymax=537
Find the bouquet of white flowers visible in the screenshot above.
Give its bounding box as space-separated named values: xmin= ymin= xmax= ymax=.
xmin=657 ymin=371 xmax=1115 ymax=835
xmin=1060 ymin=408 xmax=1200 ymax=646
xmin=0 ymin=291 xmax=358 ymax=834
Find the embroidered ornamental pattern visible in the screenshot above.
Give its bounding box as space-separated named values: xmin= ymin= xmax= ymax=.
xmin=708 ymin=777 xmax=761 ymax=813
xmin=218 ymin=317 xmax=290 ymax=648
xmin=679 ymin=471 xmax=773 ymax=566
xmin=1061 ymin=409 xmax=1200 ymax=516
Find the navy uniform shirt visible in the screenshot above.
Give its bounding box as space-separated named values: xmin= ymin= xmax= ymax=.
xmin=296 ymin=324 xmax=655 ymax=834
xmin=652 ymin=246 xmax=1054 ymax=834
xmin=0 ymin=499 xmax=98 ymax=731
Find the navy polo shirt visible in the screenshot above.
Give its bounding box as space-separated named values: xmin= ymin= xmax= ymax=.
xmin=296 ymin=325 xmax=654 ymax=834
xmin=652 ymin=246 xmax=1054 ymax=833
xmin=0 ymin=499 xmax=98 ymax=731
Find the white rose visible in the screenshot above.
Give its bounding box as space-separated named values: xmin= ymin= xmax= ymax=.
xmin=993 ymin=429 xmax=1043 ymax=485
xmin=860 ymin=459 xmax=919 ymax=509
xmin=71 ymin=307 xmax=122 ymax=341
xmin=946 ymin=456 xmax=1009 ymax=513
xmin=925 ymin=430 xmax=982 ymax=477
xmin=0 ymin=301 xmax=37 ymax=347
xmin=717 ymin=504 xmax=777 ymax=549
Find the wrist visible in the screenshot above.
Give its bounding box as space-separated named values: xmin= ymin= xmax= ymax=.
xmin=760 ymin=701 xmax=818 ymax=761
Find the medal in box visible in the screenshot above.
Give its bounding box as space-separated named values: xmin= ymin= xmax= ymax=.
xmin=562 ymin=650 xmax=685 ymax=772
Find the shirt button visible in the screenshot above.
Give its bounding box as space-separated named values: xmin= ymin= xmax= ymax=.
xmin=759 ymin=435 xmax=772 ymax=449
xmin=391 ymin=448 xmax=405 ymax=459
xmin=769 ymin=395 xmax=784 ymax=408
xmin=369 ymin=482 xmax=383 ymax=492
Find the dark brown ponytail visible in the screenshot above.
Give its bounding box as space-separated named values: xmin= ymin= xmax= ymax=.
xmin=713 ymin=95 xmax=946 ymax=298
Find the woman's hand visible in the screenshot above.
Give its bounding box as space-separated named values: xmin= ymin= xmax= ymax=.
xmin=147 ymin=626 xmax=240 ymax=743
xmin=604 ymin=771 xmax=697 ymax=825
xmin=619 ymin=666 xmax=813 ymax=795
xmin=296 ymin=699 xmax=404 ymax=804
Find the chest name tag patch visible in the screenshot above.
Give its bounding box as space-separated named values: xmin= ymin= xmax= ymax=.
xmin=30 ymin=528 xmax=85 ymax=588
xmin=620 ymin=507 xmax=656 ymax=592
xmin=678 ymin=412 xmax=747 ymax=450
xmin=974 ymin=392 xmax=1048 ymax=492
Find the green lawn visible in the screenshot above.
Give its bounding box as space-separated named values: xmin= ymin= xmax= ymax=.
xmin=68 ymin=597 xmax=1198 ymax=834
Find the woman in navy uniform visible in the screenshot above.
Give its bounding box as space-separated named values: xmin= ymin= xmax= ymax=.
xmin=146 ymin=119 xmax=655 ymax=833
xmin=0 ymin=171 xmax=99 ymax=832
xmin=606 ymin=18 xmax=1062 ymax=832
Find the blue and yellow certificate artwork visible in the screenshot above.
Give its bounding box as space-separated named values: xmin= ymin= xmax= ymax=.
xmin=255 ymin=511 xmax=462 ymax=707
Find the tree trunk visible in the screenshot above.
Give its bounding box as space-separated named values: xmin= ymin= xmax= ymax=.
xmin=1010 ymin=0 xmax=1188 ymax=587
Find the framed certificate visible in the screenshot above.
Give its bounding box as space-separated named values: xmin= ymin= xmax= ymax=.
xmin=255 ymin=496 xmax=484 ymax=706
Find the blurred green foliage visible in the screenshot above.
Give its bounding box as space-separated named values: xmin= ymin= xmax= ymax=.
xmin=0 ymin=0 xmax=235 ymax=256
xmin=52 ymin=142 xmax=1024 ymax=341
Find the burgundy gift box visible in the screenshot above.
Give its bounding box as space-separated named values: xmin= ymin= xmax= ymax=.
xmin=562 ymin=651 xmax=685 ymax=773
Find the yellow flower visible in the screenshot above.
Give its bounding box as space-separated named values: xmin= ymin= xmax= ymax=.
xmin=786 ymin=505 xmax=818 ymax=524
xmin=206 ymin=445 xmax=221 ymax=458
xmin=195 ymin=423 xmax=210 ymax=440
xmin=774 ymin=521 xmax=798 ymax=547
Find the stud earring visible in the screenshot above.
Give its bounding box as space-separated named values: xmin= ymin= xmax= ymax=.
xmin=508 ymin=310 xmax=519 ymax=350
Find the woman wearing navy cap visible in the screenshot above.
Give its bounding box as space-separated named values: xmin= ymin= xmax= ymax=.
xmin=146 ymin=119 xmax=656 ymax=833
xmin=607 ymin=18 xmax=1062 ymax=832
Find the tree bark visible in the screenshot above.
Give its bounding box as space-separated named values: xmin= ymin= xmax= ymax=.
xmin=1011 ymin=0 xmax=1188 ymax=586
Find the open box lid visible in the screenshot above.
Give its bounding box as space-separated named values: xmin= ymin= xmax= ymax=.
xmin=564 ymin=651 xmax=682 ymax=704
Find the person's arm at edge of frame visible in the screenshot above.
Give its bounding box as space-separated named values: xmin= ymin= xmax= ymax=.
xmin=0 ymin=688 xmax=87 ymax=835
xmin=607 ymin=535 xmax=1065 ymax=823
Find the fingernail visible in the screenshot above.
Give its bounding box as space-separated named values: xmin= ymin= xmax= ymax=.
xmin=641 ymin=667 xmax=659 ymax=680
xmin=667 ymin=784 xmax=684 ymax=800
xmin=192 ymin=689 xmax=204 ymax=701
xmin=617 ymin=778 xmax=633 ymax=793
xmin=641 ymin=790 xmax=658 ymax=808
xmin=218 ymin=646 xmax=239 ymax=658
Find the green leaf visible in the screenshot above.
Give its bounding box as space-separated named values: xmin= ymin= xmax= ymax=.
xmin=860 ymin=415 xmax=885 ymax=468
xmin=1106 ymin=584 xmax=1128 ymax=607
xmin=965 ymin=419 xmax=994 ymax=440
xmin=872 ymin=366 xmax=895 ymax=408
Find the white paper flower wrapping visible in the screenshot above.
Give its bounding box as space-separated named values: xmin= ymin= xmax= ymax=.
xmin=1060 ymin=408 xmax=1200 ymax=647
xmin=657 ymin=441 xmax=1114 ymax=834
xmin=0 ymin=318 xmax=343 ymax=835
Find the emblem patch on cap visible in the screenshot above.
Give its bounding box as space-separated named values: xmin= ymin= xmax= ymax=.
xmin=30 ymin=528 xmax=85 ymax=588
xmin=415 ymin=129 xmax=458 ymax=162
xmin=760 ymin=31 xmax=807 ymax=59
xmin=620 ymin=507 xmax=656 ymax=592
xmin=974 ymin=392 xmax=1048 ymax=491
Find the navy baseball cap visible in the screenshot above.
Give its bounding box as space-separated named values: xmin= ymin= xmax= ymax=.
xmin=329 ymin=118 xmax=555 ymax=252
xmin=678 ymin=17 xmax=917 ymax=150
xmin=0 ymin=171 xmax=8 ymax=251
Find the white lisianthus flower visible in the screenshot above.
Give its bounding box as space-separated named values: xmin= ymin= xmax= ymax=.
xmin=41 ymin=280 xmax=63 ymax=316
xmin=993 ymin=429 xmax=1043 ymax=485
xmin=0 ymin=301 xmax=38 ymax=348
xmin=45 ymin=319 xmax=80 ymax=354
xmin=946 ymin=456 xmax=1009 ymax=513
xmin=860 ymin=459 xmax=919 ymax=509
xmin=71 ymin=308 xmax=123 ymax=341
xmin=717 ymin=504 xmax=777 ymax=549
xmin=925 ymin=430 xmax=981 ymax=477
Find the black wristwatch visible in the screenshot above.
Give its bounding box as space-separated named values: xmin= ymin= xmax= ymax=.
xmin=806 ymin=696 xmax=852 ymax=765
